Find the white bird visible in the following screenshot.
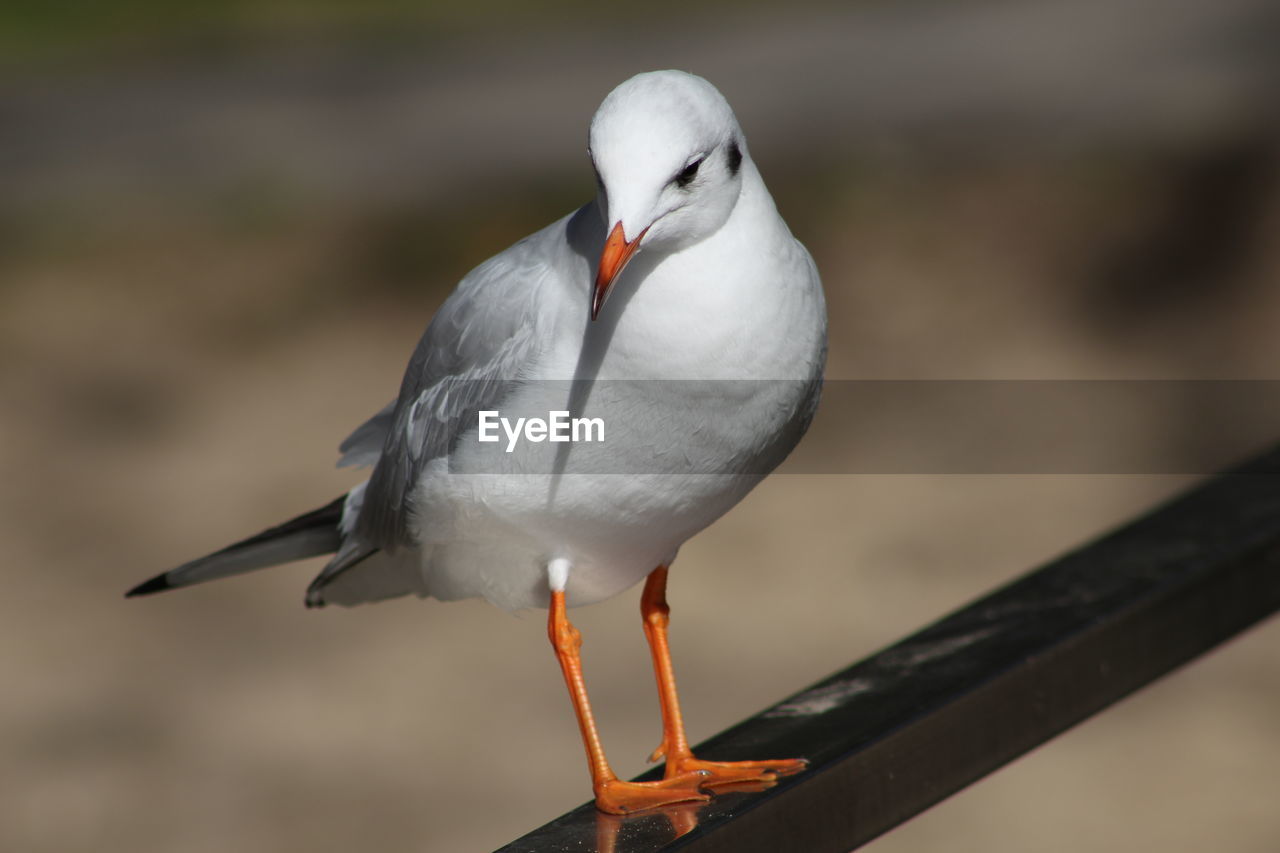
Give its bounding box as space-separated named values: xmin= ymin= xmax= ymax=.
xmin=128 ymin=69 xmax=827 ymax=815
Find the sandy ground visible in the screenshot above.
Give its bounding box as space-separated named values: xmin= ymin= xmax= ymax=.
xmin=4 ymin=3 xmax=1280 ymax=849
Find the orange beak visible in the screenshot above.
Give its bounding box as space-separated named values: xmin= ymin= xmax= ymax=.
xmin=593 ymin=221 xmax=647 ymax=321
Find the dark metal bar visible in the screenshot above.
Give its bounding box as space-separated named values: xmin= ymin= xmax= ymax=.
xmin=497 ymin=444 xmax=1280 ymax=853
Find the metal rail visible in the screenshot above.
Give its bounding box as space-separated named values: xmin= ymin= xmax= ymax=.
xmin=496 ymin=443 xmax=1280 ymax=853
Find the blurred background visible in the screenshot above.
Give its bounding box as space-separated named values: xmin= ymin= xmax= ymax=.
xmin=3 ymin=0 xmax=1279 ymax=850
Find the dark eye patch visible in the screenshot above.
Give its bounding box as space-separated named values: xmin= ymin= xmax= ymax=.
xmin=674 ymin=157 xmax=704 ymax=189
xmin=726 ymin=140 xmax=742 ymax=177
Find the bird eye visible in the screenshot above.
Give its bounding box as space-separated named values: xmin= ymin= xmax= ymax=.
xmin=674 ymin=157 xmax=704 ymax=189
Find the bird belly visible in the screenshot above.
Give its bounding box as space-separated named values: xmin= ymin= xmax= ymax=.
xmin=413 ymin=467 xmax=763 ymax=611
xmin=407 ymin=373 xmax=815 ymax=611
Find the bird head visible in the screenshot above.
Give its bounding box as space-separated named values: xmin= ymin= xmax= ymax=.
xmin=587 ymin=70 xmax=748 ymax=320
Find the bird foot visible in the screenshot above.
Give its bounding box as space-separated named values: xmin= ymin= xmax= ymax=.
xmin=594 ymin=771 xmax=712 ymax=815
xmin=665 ymin=755 xmax=809 ymax=788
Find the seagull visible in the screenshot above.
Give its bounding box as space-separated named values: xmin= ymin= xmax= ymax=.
xmin=127 ymin=69 xmax=827 ymax=815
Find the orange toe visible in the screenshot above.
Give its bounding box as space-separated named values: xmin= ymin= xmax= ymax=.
xmin=667 ymin=756 xmax=808 ymax=788
xmin=594 ymin=771 xmax=712 ymax=814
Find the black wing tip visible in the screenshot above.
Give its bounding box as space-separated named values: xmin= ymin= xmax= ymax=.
xmin=125 ymin=574 xmax=173 ymax=598
xmin=304 ymin=575 xmax=328 ymax=609
xmin=125 ymin=495 xmax=349 ymax=602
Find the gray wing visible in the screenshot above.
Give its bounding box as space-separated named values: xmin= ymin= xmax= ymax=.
xmin=337 ymin=399 xmax=396 ymax=468
xmin=347 ymin=209 xmax=593 ymax=551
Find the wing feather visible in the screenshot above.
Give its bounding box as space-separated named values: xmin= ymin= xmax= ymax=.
xmin=337 ymin=399 xmax=395 ymax=468
xmin=351 ymin=213 xmax=586 ymax=550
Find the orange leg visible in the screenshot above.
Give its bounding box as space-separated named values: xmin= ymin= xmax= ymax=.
xmin=548 ymin=588 xmax=711 ymax=814
xmin=641 ymin=566 xmax=808 ymax=786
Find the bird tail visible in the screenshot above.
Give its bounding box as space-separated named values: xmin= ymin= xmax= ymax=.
xmin=125 ymin=496 xmax=347 ymax=598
